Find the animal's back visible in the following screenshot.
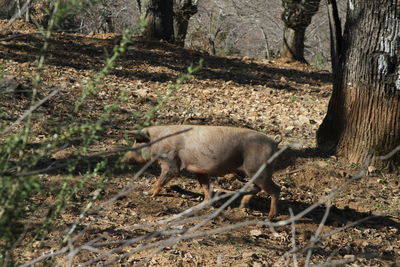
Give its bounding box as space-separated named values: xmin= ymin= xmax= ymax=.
xmin=145 ymin=125 xmax=274 ymax=175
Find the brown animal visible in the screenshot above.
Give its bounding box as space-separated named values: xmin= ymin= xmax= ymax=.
xmin=124 ymin=125 xmax=281 ymax=219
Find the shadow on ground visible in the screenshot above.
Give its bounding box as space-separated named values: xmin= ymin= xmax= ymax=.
xmin=0 ymin=33 xmax=331 ymax=91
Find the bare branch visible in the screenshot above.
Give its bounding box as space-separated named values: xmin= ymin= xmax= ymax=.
xmin=305 ymin=204 xmax=332 ymax=265
xmin=376 ymin=145 xmax=400 ymax=161
xmin=20 ymin=247 xmax=69 ymax=267
xmin=22 ymin=140 xmax=395 ymax=266
xmin=15 ymin=128 xmax=192 ymax=177
xmin=310 ymin=257 xmax=355 ymax=267
xmin=289 ymin=208 xmax=299 ymax=267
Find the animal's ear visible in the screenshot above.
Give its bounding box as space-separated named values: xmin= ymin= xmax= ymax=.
xmin=124 ymin=128 xmax=150 ymax=142
xmin=134 ymin=129 xmax=150 ymax=142
xmin=274 ymin=134 xmax=282 ymax=144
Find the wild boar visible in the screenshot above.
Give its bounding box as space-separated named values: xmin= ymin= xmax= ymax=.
xmin=124 ymin=125 xmax=281 ymax=219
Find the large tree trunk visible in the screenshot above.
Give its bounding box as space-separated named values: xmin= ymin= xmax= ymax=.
xmin=173 ymin=0 xmax=197 ymax=47
xmin=317 ymin=0 xmax=400 ymax=170
xmin=0 ymin=0 xmax=16 ymax=18
xmin=280 ymin=0 xmax=321 ymax=63
xmin=142 ymin=0 xmax=174 ymax=42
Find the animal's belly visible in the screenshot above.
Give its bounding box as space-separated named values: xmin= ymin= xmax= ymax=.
xmin=178 ymin=146 xmax=243 ymax=175
xmin=184 ymin=162 xmax=239 ymax=175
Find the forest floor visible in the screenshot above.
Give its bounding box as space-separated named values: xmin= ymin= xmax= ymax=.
xmin=0 ymin=19 xmax=399 ymax=266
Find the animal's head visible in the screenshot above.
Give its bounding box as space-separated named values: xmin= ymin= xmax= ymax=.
xmin=122 ymin=143 xmax=151 ymax=163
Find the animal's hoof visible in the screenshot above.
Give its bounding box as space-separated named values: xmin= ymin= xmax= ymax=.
xmin=202 ymin=196 xmax=210 ymax=202
xmin=149 ymin=187 xmax=161 ymax=197
xmin=238 ymin=202 xmax=248 ymax=209
xmin=147 ymin=191 xmax=157 ymax=197
xmin=241 ymin=208 xmax=253 ymax=215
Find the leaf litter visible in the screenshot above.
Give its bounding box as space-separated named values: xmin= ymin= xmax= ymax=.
xmin=0 ymin=19 xmax=399 ymax=266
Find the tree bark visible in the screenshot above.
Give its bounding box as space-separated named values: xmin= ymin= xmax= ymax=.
xmin=280 ymin=26 xmax=306 ymax=62
xmin=317 ymin=0 xmax=400 ymax=170
xmin=280 ymin=0 xmax=321 ymax=63
xmin=142 ymin=0 xmax=174 ymax=42
xmin=173 ymin=0 xmax=197 ymax=47
xmin=326 ymin=0 xmax=342 ymax=75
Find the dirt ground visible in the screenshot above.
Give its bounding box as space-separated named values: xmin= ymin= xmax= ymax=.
xmin=0 ymin=20 xmax=399 ymax=266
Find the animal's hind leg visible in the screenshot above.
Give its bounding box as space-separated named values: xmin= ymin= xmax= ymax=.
xmin=239 ymin=184 xmax=261 ymax=208
xmin=197 ymin=174 xmax=211 ymax=201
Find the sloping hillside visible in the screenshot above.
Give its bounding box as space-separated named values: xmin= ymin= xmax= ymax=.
xmin=0 ymin=20 xmax=399 ymax=266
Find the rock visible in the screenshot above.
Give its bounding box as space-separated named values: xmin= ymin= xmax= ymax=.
xmin=367 ymin=165 xmax=378 ymax=175
xmin=338 ymin=170 xmax=348 ymax=178
xmin=285 ymin=126 xmax=295 ymax=132
xmin=242 ymin=251 xmax=257 ymax=259
xmin=315 ymin=160 xmax=329 ymax=168
xmin=250 ymin=229 xmax=263 ymax=237
xmin=331 ymin=232 xmax=341 ymax=240
xmin=136 ymin=88 xmax=149 ymax=97
xmin=343 ymin=255 xmax=355 ymax=261
xmin=0 ymin=75 xmax=32 ymax=97
xmin=298 ymin=115 xmax=309 ymax=125
xmin=253 ymin=262 xmax=264 ymax=267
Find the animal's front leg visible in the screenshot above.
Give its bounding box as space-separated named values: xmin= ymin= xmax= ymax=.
xmin=149 ymin=152 xmax=179 ymax=197
xmin=149 ymin=163 xmax=173 ymax=197
xmin=255 ymin=173 xmax=280 ymax=219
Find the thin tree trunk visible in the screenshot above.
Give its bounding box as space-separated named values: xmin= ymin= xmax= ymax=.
xmin=326 ymin=0 xmax=342 ymax=75
xmin=280 ymin=0 xmax=321 ymax=63
xmin=173 ymin=0 xmax=197 ymax=47
xmin=261 ymin=27 xmax=271 ymax=59
xmin=280 ymin=27 xmax=306 ymax=62
xmin=317 ymin=0 xmax=400 ymax=170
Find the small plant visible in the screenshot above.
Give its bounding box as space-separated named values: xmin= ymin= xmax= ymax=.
xmin=284 ymin=173 xmax=295 ymax=188
xmin=0 ymin=64 xmax=5 ymax=80
xmin=311 ymin=52 xmax=330 ymax=71
xmin=0 ymin=9 xmax=203 ymax=262
xmin=0 ymin=1 xmax=141 ymax=264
